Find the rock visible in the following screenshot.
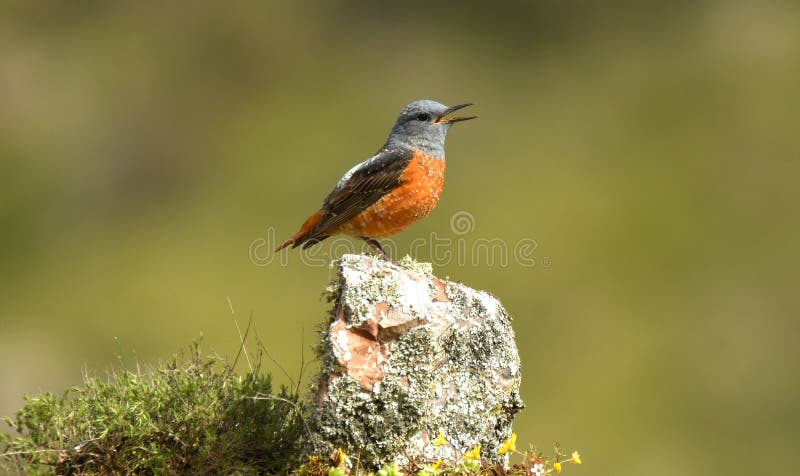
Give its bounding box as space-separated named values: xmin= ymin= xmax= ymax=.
xmin=305 ymin=254 xmax=524 ymax=468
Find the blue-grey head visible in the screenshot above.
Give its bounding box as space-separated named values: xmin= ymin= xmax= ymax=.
xmin=385 ymin=100 xmax=476 ymax=158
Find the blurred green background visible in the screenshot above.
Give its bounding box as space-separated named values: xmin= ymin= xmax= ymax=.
xmin=2 ymin=1 xmax=799 ymax=474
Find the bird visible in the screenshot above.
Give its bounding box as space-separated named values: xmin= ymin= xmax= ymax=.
xmin=275 ymin=99 xmax=476 ymax=259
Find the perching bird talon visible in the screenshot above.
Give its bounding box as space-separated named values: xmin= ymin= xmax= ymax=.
xmin=362 ymin=237 xmax=392 ymax=262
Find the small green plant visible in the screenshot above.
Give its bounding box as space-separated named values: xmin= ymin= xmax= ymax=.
xmin=496 ymin=436 xmax=582 ymax=476
xmin=298 ymin=434 xmax=582 ymax=476
xmin=376 ymin=461 xmax=404 ymax=476
xmin=0 ymin=340 xmax=305 ymax=475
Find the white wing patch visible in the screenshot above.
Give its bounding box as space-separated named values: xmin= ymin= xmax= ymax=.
xmin=334 ymin=153 xmax=382 ymax=191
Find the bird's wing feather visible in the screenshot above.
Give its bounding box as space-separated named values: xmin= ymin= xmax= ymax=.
xmin=304 ymin=147 xmax=414 ymax=240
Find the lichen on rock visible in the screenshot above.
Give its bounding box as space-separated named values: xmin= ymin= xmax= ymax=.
xmin=306 ymin=254 xmax=524 ymax=469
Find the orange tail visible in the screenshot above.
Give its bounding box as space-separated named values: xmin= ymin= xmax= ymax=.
xmin=274 ymin=210 xmax=324 ymax=252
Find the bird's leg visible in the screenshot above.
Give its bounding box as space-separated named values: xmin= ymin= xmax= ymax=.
xmin=361 ymin=237 xmax=391 ymax=261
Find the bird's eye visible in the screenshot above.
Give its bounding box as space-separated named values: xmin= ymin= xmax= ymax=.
xmin=416 ymin=113 xmax=430 ymax=122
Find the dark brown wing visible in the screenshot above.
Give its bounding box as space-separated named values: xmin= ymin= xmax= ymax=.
xmin=298 ymin=147 xmax=413 ymax=248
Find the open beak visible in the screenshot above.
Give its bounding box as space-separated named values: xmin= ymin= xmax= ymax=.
xmin=435 ymin=103 xmax=477 ymax=124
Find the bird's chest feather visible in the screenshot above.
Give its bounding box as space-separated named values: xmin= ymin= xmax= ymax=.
xmin=340 ymin=152 xmax=446 ymax=237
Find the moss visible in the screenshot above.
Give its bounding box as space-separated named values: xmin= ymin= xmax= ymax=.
xmin=0 ymin=340 xmax=305 ymax=475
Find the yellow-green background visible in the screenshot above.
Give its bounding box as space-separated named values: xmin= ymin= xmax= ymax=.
xmin=2 ymin=2 xmax=798 ymax=475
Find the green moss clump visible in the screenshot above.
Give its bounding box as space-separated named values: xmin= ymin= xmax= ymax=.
xmin=0 ymin=340 xmax=305 ymax=475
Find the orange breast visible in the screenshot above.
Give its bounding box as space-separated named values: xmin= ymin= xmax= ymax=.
xmin=335 ymin=151 xmax=445 ymax=238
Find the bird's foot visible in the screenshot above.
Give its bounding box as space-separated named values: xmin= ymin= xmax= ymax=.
xmin=361 ymin=237 xmax=392 ymax=262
